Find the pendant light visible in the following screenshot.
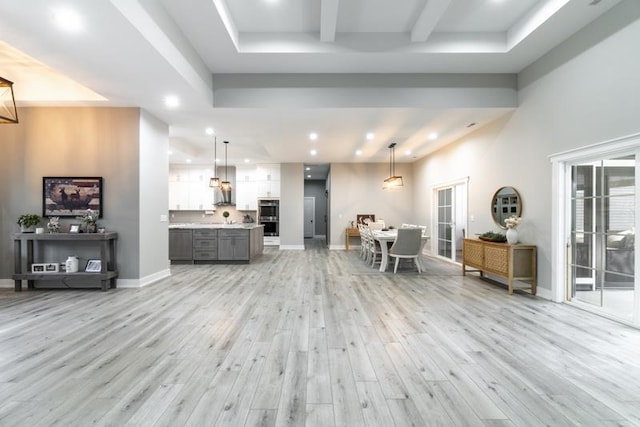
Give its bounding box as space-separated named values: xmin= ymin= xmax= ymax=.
xmin=221 ymin=140 xmax=231 ymax=191
xmin=383 ymin=142 xmax=403 ymax=189
xmin=209 ymin=135 xmax=220 ymax=188
xmin=0 ymin=77 xmax=19 ymax=124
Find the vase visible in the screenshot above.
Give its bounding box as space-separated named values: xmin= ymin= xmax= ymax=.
xmin=506 ymin=228 xmax=519 ymax=244
xmin=65 ymin=256 xmax=79 ymax=273
xmin=86 ymin=224 xmax=97 ymax=233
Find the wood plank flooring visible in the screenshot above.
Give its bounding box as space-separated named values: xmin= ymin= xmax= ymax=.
xmin=1 ymin=238 xmax=640 ymax=426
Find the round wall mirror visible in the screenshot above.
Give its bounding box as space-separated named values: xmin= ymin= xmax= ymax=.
xmin=491 ymin=186 xmax=522 ymax=229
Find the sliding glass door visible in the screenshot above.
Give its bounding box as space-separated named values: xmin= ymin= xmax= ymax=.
xmin=570 ymin=156 xmax=636 ymax=321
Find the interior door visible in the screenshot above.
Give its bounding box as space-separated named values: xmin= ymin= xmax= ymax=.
xmin=304 ymin=197 xmax=315 ymax=238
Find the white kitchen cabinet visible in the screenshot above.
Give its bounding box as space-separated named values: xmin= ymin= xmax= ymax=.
xmin=236 ymin=166 xmax=257 ymax=211
xmin=256 ymin=163 xmax=280 ymax=198
xmin=169 ymin=166 xmax=215 ymax=210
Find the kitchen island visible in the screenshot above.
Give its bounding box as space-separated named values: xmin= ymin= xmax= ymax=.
xmin=169 ymin=224 xmax=264 ymax=264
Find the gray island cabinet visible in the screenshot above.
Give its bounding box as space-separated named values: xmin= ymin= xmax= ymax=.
xmin=169 ymin=225 xmax=264 ymax=264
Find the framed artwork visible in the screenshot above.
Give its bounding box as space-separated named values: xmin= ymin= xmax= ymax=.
xmin=69 ymin=224 xmax=81 ymax=233
xmin=43 ymin=177 xmax=103 ymax=218
xmin=357 ymin=214 xmax=375 ymax=225
xmin=85 ymin=259 xmax=102 ymax=273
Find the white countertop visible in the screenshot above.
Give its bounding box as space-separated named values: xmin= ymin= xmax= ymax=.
xmin=169 ymin=223 xmax=263 ymax=229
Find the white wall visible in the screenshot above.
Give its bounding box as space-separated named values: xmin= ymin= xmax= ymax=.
xmin=138 ymin=110 xmax=170 ymax=285
xmin=412 ymin=3 xmax=640 ymax=296
xmin=329 ymin=162 xmax=414 ymax=249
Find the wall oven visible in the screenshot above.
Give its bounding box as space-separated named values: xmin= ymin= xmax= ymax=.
xmin=259 ymin=199 xmax=279 ymax=236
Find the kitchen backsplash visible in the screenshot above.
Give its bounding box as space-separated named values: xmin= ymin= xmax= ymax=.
xmin=170 ymin=207 xmax=256 ymax=224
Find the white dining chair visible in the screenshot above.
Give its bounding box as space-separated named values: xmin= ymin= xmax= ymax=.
xmin=388 ymin=228 xmax=423 ymax=273
xmin=365 ymin=227 xmax=383 ymax=267
xmin=358 ymin=224 xmax=369 ymax=260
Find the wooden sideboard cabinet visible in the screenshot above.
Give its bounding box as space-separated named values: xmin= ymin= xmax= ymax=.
xmin=462 ymin=238 xmax=537 ymax=295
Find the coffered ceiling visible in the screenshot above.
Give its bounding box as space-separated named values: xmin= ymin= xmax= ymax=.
xmin=0 ymin=0 xmax=622 ymax=169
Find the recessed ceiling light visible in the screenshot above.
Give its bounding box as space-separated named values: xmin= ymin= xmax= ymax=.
xmin=244 ymin=158 xmax=250 ymax=163
xmin=186 ymin=159 xmax=192 ymax=163
xmin=366 ymin=132 xmax=375 ymax=141
xmin=405 ymin=150 xmax=412 ymax=156
xmin=355 ymin=150 xmax=363 ymax=156
xmin=168 ymin=150 xmax=173 ymax=155
xmin=53 ymin=7 xmax=83 ymax=33
xmin=205 ymin=127 xmax=214 ymax=135
xmin=305 ymin=167 xmax=311 ymax=171
xmin=310 ymin=149 xmax=317 ymax=156
xmin=309 ymin=132 xmax=318 ymax=141
xmin=307 ymin=175 xmax=311 ymax=178
xmin=428 ymin=132 xmax=438 ymax=140
xmin=164 ymin=95 xmax=180 ymax=108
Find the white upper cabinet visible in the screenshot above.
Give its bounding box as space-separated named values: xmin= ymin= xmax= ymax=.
xmin=236 ymin=166 xmax=257 ymax=210
xmin=256 ymin=164 xmax=280 ymax=198
xmin=169 ymin=166 xmax=215 ymax=210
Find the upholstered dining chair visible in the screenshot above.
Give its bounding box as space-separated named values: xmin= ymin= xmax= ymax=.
xmin=388 ymin=228 xmax=423 ymax=273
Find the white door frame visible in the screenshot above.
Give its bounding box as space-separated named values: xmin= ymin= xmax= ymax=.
xmin=550 ymin=133 xmax=640 ymax=324
xmin=431 ymin=177 xmax=469 ymax=263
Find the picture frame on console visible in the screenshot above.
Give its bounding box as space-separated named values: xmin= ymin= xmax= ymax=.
xmin=43 ymin=177 xmax=103 ymax=218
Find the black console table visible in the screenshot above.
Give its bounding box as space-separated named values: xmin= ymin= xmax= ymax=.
xmin=12 ymin=232 xmax=118 ymax=291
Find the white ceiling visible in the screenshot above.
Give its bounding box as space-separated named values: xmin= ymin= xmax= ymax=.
xmin=0 ymin=0 xmax=622 ymax=177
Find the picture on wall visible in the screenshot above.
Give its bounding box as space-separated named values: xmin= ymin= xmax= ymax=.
xmin=357 ymin=214 xmax=376 ymax=225
xmin=43 ymin=177 xmax=103 ymax=218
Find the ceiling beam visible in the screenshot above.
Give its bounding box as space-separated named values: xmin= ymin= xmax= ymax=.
xmin=320 ymin=0 xmax=340 ymax=42
xmin=411 ymin=0 xmax=452 ymax=43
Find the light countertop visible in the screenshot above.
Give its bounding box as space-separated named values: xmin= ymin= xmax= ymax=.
xmin=169 ymin=223 xmax=263 ymax=230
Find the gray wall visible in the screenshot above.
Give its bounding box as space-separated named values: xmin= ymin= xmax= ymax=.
xmin=139 ymin=110 xmax=170 ymax=281
xmin=280 ymin=163 xmax=304 ymax=249
xmin=0 ymin=107 xmax=171 ymax=285
xmin=304 ymin=180 xmax=327 ymax=236
xmin=411 ymin=1 xmax=640 ymax=297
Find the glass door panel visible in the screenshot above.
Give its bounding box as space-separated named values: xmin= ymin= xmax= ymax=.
xmin=437 ymin=188 xmax=452 ymax=259
xmin=570 ymin=156 xmax=635 ymax=321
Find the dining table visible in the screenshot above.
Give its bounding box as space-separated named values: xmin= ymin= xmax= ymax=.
xmin=372 ymin=229 xmax=430 ymax=272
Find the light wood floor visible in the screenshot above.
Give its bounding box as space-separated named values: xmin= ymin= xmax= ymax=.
xmin=2 ymin=238 xmax=640 ymax=426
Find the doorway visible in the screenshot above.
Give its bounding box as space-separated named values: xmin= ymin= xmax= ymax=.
xmin=304 ymin=197 xmax=315 ymax=238
xmin=569 ymin=156 xmax=636 ymax=321
xmin=551 ymin=134 xmax=640 ymax=326
xmin=433 ymin=178 xmax=468 ymax=263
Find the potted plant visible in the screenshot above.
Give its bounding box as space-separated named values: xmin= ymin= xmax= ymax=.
xmin=222 ymin=211 xmax=230 ymax=224
xmin=17 ymin=214 xmax=41 ymax=232
xmin=78 ymin=208 xmax=99 ymax=233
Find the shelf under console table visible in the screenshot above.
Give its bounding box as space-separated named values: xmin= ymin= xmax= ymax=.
xmin=462 ymin=238 xmax=537 ymax=295
xmin=12 ymin=232 xmax=118 ymax=292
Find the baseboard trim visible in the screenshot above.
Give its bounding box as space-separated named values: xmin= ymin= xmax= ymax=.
xmin=280 ymin=245 xmax=305 ymax=250
xmin=0 ymin=279 xmax=13 ymax=288
xmin=117 ymin=269 xmax=172 ymax=289
xmin=329 ymin=244 xmax=347 ymax=250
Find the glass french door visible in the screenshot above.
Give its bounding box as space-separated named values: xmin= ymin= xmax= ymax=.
xmin=570 ymin=155 xmax=636 ymax=321
xmin=435 ymin=180 xmax=468 ymax=263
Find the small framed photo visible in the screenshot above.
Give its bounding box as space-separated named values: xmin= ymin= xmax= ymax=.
xmin=85 ymin=259 xmax=102 ymax=273
xmin=32 ymin=263 xmax=59 ymax=273
xmin=69 ymin=224 xmax=81 ymax=233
